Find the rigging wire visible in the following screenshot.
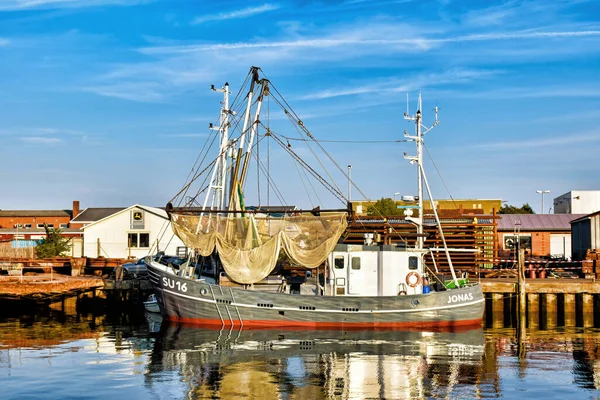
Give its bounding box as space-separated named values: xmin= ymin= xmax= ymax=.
xmin=265 ymin=126 xmax=346 ymax=203
xmin=423 ymin=143 xmax=458 ymax=210
xmin=250 ymin=134 xmax=287 ymax=205
xmin=282 ymin=137 xmax=410 ymax=144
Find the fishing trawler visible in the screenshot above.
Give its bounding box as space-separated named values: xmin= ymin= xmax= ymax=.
xmin=146 ymin=66 xmax=484 ymax=329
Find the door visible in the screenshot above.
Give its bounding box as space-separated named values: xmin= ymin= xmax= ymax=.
xmin=550 ymin=234 xmax=571 ymax=259
xmin=348 ymin=256 xmax=362 ymax=294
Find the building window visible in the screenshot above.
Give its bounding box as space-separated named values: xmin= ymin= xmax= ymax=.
xmin=24 ymin=224 xmax=31 ymax=229
xmin=46 ymin=224 xmax=54 ymax=228
xmin=37 ymin=224 xmax=44 ymax=228
xmin=128 ymin=233 xmax=150 ymax=248
xmin=503 ymin=234 xmax=532 ymax=250
xmin=14 ymin=224 xmax=23 ymax=228
xmin=60 ymin=223 xmax=68 ymax=229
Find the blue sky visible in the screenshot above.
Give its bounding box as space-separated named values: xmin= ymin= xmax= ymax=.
xmin=0 ymin=0 xmax=599 ymax=212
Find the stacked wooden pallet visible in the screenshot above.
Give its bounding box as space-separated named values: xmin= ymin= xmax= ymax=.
xmin=584 ymin=249 xmax=600 ymax=279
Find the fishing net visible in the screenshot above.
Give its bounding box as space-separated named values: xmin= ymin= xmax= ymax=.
xmin=170 ymin=212 xmax=347 ymax=284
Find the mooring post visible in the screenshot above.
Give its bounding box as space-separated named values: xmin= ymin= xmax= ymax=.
xmin=564 ymin=293 xmax=576 ymax=327
xmin=546 ymin=294 xmax=558 ymax=329
xmin=517 ymin=248 xmax=527 ymax=358
xmin=527 ymin=293 xmax=539 ymax=329
xmin=492 ymin=293 xmax=504 ymax=328
xmin=583 ymin=294 xmax=594 ymax=328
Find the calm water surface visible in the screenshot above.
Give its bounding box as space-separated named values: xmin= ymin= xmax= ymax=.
xmin=1 ymin=306 xmax=600 ymax=399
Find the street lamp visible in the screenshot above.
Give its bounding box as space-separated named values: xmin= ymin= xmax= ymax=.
xmin=394 ymin=192 xmax=400 ymax=202
xmin=536 ymin=190 xmax=550 ymax=214
xmin=347 ymin=165 xmax=352 ymax=201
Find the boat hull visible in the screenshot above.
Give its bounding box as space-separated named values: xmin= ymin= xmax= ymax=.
xmin=147 ymin=261 xmax=484 ymax=330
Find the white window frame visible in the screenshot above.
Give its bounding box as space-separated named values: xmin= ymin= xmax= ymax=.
xmin=127 ymin=232 xmax=151 ymax=248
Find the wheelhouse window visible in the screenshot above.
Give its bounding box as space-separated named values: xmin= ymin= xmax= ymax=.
xmin=334 ymin=255 xmax=345 ymax=269
xmin=409 ymin=256 xmax=419 ymax=270
xmin=351 ymin=257 xmax=361 ymax=270
xmin=128 ymin=233 xmax=150 ymax=248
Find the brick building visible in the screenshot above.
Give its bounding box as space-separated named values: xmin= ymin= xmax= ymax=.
xmin=0 ymin=200 xmax=83 ymax=257
xmin=496 ymin=214 xmax=585 ymax=260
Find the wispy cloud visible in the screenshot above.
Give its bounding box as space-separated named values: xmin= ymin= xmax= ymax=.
xmin=0 ymin=38 xmax=9 ymax=46
xmin=0 ymin=0 xmax=151 ymax=11
xmin=191 ymin=4 xmax=280 ymax=25
xmin=20 ymin=136 xmax=62 ymax=144
xmin=472 ymin=131 xmax=600 ymax=151
xmin=82 ymin=82 xmax=167 ymax=103
xmin=139 ymin=30 xmax=600 ymax=55
xmin=298 ymin=68 xmax=500 ymax=100
xmin=163 ymin=133 xmax=208 ymax=138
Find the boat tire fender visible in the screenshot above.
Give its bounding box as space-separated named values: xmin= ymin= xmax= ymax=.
xmin=406 ymin=272 xmax=421 ymax=288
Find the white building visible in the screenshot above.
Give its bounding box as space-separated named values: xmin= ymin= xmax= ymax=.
xmin=71 ymin=204 xmax=185 ymax=259
xmin=553 ymin=190 xmax=600 ymax=214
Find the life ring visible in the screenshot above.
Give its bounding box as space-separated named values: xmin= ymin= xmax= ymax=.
xmin=406 ymin=271 xmax=421 ymax=288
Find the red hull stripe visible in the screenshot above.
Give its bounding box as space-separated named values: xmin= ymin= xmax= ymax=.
xmin=164 ymin=316 xmax=482 ymax=332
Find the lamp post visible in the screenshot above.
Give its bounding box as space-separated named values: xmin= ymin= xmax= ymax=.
xmin=347 ymin=165 xmax=352 ymax=201
xmin=536 ymin=190 xmax=550 ymax=214
xmin=394 ymin=192 xmax=400 ymax=202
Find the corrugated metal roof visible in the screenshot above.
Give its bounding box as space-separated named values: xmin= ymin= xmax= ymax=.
xmin=71 ymin=208 xmax=125 ymax=222
xmin=571 ymin=210 xmax=600 ymax=224
xmin=496 ymin=214 xmax=586 ymax=231
xmin=0 ymin=210 xmax=71 ymax=217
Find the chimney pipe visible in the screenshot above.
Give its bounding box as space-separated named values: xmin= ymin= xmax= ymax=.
xmin=72 ymin=200 xmax=80 ymax=219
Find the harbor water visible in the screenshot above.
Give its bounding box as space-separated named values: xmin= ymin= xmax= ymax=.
xmin=1 ymin=304 xmax=600 ymax=399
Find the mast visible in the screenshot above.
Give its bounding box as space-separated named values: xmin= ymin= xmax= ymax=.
xmin=239 ymin=80 xmax=267 ymax=189
xmin=404 ymin=93 xmax=460 ymax=287
xmin=229 ymin=67 xmax=260 ymax=210
xmin=403 ymin=93 xmax=424 ymax=249
xmin=200 ymin=82 xmax=231 ymax=216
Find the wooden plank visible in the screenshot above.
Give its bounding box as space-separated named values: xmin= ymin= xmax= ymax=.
xmin=480 ymin=278 xmax=600 ymax=294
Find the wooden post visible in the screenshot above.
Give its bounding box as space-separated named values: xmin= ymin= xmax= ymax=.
xmin=517 ymin=248 xmax=527 ymax=358
xmin=492 ymin=293 xmax=504 ymax=328
xmin=97 ymin=238 xmax=101 ymax=258
xmin=527 ymin=293 xmax=539 ymax=329
xmin=583 ymin=294 xmax=594 ymax=328
xmin=564 ymin=293 xmax=576 ymax=327
xmin=546 ymin=294 xmax=558 ymax=329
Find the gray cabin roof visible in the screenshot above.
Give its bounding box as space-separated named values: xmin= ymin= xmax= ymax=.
xmin=497 ymin=214 xmax=586 ymax=231
xmin=71 ymin=208 xmax=125 ymax=223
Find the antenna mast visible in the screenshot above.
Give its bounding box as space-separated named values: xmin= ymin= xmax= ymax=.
xmin=403 ymin=92 xmax=459 ymax=287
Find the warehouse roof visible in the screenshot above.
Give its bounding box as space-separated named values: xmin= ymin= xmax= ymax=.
xmin=497 ymin=214 xmax=586 ymax=231
xmin=0 ymin=210 xmax=71 ymax=217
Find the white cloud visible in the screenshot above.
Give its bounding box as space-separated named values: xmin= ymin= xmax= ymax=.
xmin=0 ymin=0 xmax=150 ymax=11
xmin=471 ymin=131 xmax=600 ymax=151
xmin=191 ymin=4 xmax=280 ymax=25
xmin=163 ymin=133 xmax=208 ymax=138
xmin=20 ymin=136 xmax=62 ymax=144
xmin=139 ymin=29 xmax=600 ymax=56
xmin=298 ymin=68 xmax=500 ymax=100
xmin=0 ymin=38 xmax=9 ymax=46
xmin=82 ymin=82 xmax=167 ymax=103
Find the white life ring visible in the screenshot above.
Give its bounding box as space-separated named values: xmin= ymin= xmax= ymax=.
xmin=406 ymin=271 xmax=421 ymax=288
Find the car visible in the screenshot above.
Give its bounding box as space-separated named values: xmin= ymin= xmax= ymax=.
xmin=110 ymin=258 xmax=148 ymax=279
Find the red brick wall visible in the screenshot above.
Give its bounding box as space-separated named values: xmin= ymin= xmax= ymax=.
xmin=0 ymin=216 xmax=71 ymax=229
xmin=497 ymin=230 xmax=568 ymax=258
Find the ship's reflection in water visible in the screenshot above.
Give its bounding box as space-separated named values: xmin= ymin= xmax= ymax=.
xmin=148 ymin=314 xmax=486 ymax=399
xmin=4 ymin=308 xmax=600 ymax=399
